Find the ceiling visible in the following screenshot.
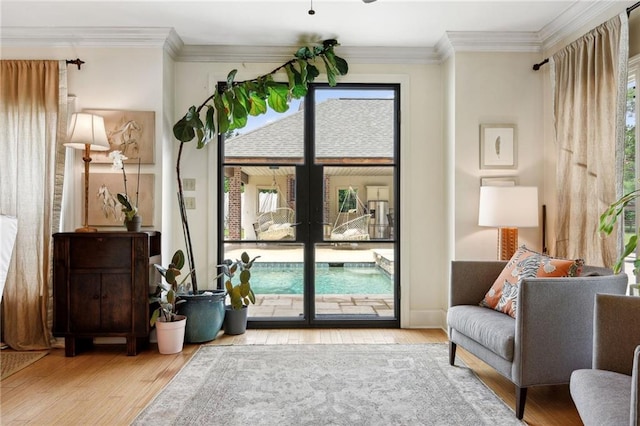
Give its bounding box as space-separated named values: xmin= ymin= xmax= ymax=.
xmin=1 ymin=0 xmax=634 ymax=55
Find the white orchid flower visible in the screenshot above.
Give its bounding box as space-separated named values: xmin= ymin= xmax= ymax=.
xmin=109 ymin=150 xmax=128 ymax=170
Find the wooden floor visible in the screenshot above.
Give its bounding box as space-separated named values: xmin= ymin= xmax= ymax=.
xmin=0 ymin=329 xmax=581 ymax=425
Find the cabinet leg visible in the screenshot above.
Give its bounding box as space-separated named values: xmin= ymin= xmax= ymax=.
xmin=64 ymin=337 xmax=93 ymax=357
xmin=64 ymin=337 xmax=76 ymax=357
xmin=126 ymin=337 xmax=147 ymax=356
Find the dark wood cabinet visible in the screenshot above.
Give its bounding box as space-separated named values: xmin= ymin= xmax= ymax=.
xmin=53 ymin=231 xmax=161 ymax=356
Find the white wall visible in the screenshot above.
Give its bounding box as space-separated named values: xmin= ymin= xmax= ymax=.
xmin=453 ymin=52 xmax=544 ymax=260
xmin=173 ymin=61 xmax=444 ymax=327
xmin=2 ymin=46 xmax=166 ymax=236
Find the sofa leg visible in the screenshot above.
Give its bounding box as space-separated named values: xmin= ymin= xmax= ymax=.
xmin=515 ymin=386 xmax=527 ymax=420
xmin=449 ymin=342 xmax=457 ymax=366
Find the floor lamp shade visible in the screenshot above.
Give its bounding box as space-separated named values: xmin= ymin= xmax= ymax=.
xmin=66 ymin=113 xmax=110 ymax=150
xmin=65 ymin=113 xmax=110 ymax=232
xmin=478 ymin=186 xmax=539 ymax=260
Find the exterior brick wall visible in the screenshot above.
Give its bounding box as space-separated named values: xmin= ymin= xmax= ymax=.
xmin=228 ymin=167 xmax=242 ymax=240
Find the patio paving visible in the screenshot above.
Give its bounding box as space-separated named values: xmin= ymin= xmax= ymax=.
xmin=249 ymin=294 xmax=395 ymax=318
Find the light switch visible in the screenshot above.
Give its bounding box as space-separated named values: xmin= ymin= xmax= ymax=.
xmin=183 ymin=178 xmax=196 ymax=191
xmin=184 ymin=197 xmax=196 ymax=209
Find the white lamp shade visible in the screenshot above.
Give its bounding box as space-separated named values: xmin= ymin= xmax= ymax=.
xmin=65 ymin=113 xmax=110 ymax=151
xmin=478 ymin=186 xmax=539 ymax=228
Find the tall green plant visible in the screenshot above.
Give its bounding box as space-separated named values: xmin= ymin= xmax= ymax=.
xmin=600 ymin=190 xmax=640 ymax=274
xmin=171 ymin=39 xmax=348 ymax=292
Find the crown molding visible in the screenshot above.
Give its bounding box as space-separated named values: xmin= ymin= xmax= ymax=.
xmin=0 ymin=0 xmax=628 ymax=64
xmin=435 ymin=35 xmax=454 ymax=62
xmin=539 ymin=1 xmax=627 ymax=53
xmin=177 ymin=44 xmax=439 ymax=64
xmin=163 ymin=29 xmax=184 ymax=60
xmin=444 ymin=31 xmax=542 ymax=53
xmin=0 ymin=27 xmax=175 ymax=48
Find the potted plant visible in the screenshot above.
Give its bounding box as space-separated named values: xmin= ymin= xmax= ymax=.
xmin=217 ymin=252 xmax=260 ymax=335
xmin=150 ymin=250 xmax=189 ymax=354
xmin=163 ymin=40 xmax=348 ymax=341
xmin=599 ymin=189 xmax=640 ymax=295
xmin=153 ymin=248 xmax=226 ymax=343
xmin=109 ymin=150 xmax=142 ymax=231
xmin=171 ymin=39 xmax=348 ymax=292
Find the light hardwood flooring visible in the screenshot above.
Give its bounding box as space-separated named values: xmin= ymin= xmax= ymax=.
xmin=0 ymin=329 xmax=581 ymax=425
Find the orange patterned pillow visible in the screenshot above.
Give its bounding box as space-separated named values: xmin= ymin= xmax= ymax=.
xmin=480 ymin=245 xmax=584 ymax=318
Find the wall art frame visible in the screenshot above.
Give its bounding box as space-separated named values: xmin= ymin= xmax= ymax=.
xmin=84 ymin=109 xmax=155 ymax=164
xmin=85 ymin=173 xmax=155 ymax=227
xmin=480 ymin=124 xmax=517 ymax=169
xmin=480 ymin=176 xmax=518 ymax=186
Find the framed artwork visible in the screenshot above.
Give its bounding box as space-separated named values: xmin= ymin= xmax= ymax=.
xmin=480 ymin=124 xmax=517 ymax=169
xmin=84 ymin=109 xmax=155 ymax=164
xmin=85 ymin=173 xmax=155 ymax=227
xmin=481 ymin=176 xmax=518 ymax=186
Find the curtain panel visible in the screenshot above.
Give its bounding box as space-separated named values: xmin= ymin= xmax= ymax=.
xmin=551 ymin=12 xmax=629 ymax=266
xmin=0 ymin=60 xmax=68 ymax=350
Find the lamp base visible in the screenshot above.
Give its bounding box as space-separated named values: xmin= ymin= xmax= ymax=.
xmin=75 ymin=226 xmax=98 ymax=233
xmin=498 ymin=227 xmax=519 ymax=260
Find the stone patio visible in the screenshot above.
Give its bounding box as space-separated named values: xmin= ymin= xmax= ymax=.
xmin=250 ymin=294 xmax=395 ymax=318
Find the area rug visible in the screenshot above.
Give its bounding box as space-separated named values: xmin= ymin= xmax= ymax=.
xmin=134 ymin=344 xmax=523 ymax=425
xmin=1 ymin=350 xmax=48 ymax=380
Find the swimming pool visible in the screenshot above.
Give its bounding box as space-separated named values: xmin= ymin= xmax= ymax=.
xmin=250 ymin=263 xmax=393 ymax=295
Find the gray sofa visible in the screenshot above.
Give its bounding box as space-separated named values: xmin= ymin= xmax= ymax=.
xmin=570 ymin=293 xmax=640 ymax=426
xmin=447 ymin=260 xmax=628 ymax=420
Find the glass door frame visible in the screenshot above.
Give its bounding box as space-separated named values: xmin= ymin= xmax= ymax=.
xmin=217 ymin=82 xmax=401 ymax=328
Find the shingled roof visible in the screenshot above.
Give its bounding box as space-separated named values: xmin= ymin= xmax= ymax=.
xmin=224 ymin=98 xmax=394 ymax=161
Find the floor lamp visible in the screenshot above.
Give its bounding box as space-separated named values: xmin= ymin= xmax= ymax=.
xmin=65 ymin=113 xmax=110 ymax=232
xmin=478 ymin=186 xmax=539 ymax=260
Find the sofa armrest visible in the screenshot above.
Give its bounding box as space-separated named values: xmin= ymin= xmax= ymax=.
xmin=450 ymin=261 xmax=507 ymax=307
xmin=512 ymin=273 xmax=628 ymax=387
xmin=593 ymin=294 xmax=640 ymax=375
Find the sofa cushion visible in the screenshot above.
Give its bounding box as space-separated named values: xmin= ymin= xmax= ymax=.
xmin=447 ymin=305 xmax=515 ymax=361
xmin=570 ymin=369 xmax=631 ymax=426
xmin=480 ymin=245 xmax=584 ymax=318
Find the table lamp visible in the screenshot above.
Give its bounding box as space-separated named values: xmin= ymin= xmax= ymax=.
xmin=478 ymin=186 xmax=539 ymax=260
xmin=65 ymin=113 xmax=110 ymax=232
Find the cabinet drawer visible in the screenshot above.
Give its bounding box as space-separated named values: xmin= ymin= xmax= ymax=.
xmin=69 ymin=237 xmax=132 ymax=268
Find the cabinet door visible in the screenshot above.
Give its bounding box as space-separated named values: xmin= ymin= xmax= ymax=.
xmin=101 ymin=273 xmax=132 ymax=332
xmin=69 ymin=273 xmax=101 ymax=332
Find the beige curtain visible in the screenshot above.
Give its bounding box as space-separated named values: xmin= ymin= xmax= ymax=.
xmin=0 ymin=60 xmax=68 ymax=350
xmin=552 ymin=13 xmax=629 ymax=266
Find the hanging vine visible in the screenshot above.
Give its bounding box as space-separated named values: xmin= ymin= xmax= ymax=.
xmin=172 ymin=39 xmax=349 ymax=292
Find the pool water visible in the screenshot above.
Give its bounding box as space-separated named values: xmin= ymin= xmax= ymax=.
xmin=250 ymin=263 xmax=393 ymax=295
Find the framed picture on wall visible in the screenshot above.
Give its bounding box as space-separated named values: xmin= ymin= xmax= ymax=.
xmin=480 ymin=176 xmax=518 ymax=186
xmin=85 ymin=173 xmax=155 ymax=227
xmin=84 ymin=109 xmax=155 ymax=164
xmin=480 ymin=124 xmax=517 ymax=169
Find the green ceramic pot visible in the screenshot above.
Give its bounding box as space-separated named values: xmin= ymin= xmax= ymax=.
xmin=178 ymin=290 xmax=226 ymax=343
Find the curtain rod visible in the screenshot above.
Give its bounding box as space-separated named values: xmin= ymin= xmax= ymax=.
xmin=66 ymin=58 xmax=84 ymax=70
xmin=532 ymin=1 xmax=639 ymax=71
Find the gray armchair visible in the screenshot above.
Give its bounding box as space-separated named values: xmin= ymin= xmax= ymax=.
xmin=447 ymin=260 xmax=628 ymax=420
xmin=570 ymin=293 xmax=640 ymax=426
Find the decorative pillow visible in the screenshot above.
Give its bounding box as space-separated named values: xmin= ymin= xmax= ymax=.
xmin=479 ymin=245 xmax=584 ymax=318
